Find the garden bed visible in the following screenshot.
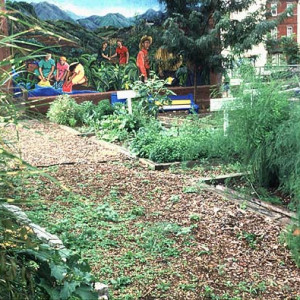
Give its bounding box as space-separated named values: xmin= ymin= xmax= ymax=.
xmin=58 ymin=123 xmax=231 ymax=171
xmin=57 ymin=122 xmax=297 ymax=221
xmin=4 ymin=118 xmax=300 ymax=299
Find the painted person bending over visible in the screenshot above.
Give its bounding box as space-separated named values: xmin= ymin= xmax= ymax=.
xmin=110 ymin=40 xmax=129 ymax=65
xmin=54 ymin=56 xmax=69 ymax=89
xmin=34 ymin=53 xmax=56 ymax=82
xmin=62 ymin=62 xmax=86 ymax=93
xmin=136 ymin=35 xmax=152 ymax=82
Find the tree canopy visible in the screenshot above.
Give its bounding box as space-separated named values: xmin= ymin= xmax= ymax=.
xmin=159 ymin=0 xmax=291 ymax=75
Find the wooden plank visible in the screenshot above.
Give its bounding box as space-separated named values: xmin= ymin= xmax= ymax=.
xmin=201 ymin=183 xmax=294 ymax=225
xmin=215 ymin=185 xmax=295 ymax=218
xmin=155 ymin=100 xmax=192 ymax=105
xmin=58 ymin=125 xmax=82 ymax=135
xmin=139 ymin=158 xmax=181 ymax=170
xmin=200 ymin=172 xmax=249 ymax=184
xmin=162 ymin=105 xmax=191 ymax=110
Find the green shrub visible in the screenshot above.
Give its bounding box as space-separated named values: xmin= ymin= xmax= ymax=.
xmin=78 ymin=99 xmax=114 ymax=127
xmin=130 ymin=118 xmax=228 ymax=163
xmin=47 ymin=95 xmax=81 ymax=127
xmin=97 ymin=110 xmax=147 ymax=142
xmin=130 ymin=120 xmax=163 ymax=157
xmin=271 ymin=103 xmax=300 ymax=208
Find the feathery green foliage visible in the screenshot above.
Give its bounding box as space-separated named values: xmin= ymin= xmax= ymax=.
xmin=227 ymin=65 xmax=291 ymax=188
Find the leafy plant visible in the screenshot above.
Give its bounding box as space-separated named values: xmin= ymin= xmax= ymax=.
xmin=47 ymin=94 xmax=81 ymax=127
xmin=88 ymin=59 xmax=139 ymax=92
xmin=78 ymin=99 xmax=114 ymax=127
xmin=96 ymin=105 xmax=147 ymax=142
xmin=130 ymin=118 xmax=227 ymax=163
xmin=18 ymin=245 xmax=98 ymax=300
xmin=131 ymin=72 xmax=175 ymax=118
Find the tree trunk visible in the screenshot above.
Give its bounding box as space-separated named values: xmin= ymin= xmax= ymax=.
xmin=193 ymin=64 xmax=198 ymax=109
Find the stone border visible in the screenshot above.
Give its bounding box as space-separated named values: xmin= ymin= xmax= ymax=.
xmin=0 ymin=203 xmax=109 ymax=300
xmin=1 ymin=203 xmax=64 ymax=248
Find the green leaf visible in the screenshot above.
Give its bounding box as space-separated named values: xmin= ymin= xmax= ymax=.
xmin=38 ymin=278 xmax=60 ymax=299
xmin=60 ymin=281 xmax=79 ymax=300
xmin=50 ymin=263 xmax=68 ymax=282
xmin=74 ymin=285 xmax=99 ymax=300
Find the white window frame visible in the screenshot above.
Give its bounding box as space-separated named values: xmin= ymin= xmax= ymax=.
xmin=287 ymin=3 xmax=294 ymax=17
xmin=271 ymin=54 xmax=281 ymax=66
xmin=287 ymin=26 xmax=293 ymax=37
xmin=271 ymin=28 xmax=278 ymax=39
xmin=271 ymin=3 xmax=278 ymax=16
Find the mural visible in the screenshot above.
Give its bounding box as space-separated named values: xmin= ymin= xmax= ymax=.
xmin=14 ymin=0 xmax=164 ymax=18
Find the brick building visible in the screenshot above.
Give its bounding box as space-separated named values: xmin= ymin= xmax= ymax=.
xmin=268 ymin=0 xmax=300 ymax=65
xmin=223 ymin=0 xmax=300 ymax=67
xmin=270 ymin=0 xmax=298 ymax=40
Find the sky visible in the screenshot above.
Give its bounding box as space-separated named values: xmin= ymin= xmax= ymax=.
xmin=13 ymin=0 xmax=164 ymax=17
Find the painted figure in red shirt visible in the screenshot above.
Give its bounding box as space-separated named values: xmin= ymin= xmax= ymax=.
xmin=136 ymin=35 xmax=152 ymax=82
xmin=110 ymin=40 xmax=129 ymax=65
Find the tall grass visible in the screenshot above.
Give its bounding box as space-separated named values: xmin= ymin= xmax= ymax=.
xmin=227 ymin=65 xmax=291 ymax=188
xmin=225 ymin=65 xmax=300 ymax=266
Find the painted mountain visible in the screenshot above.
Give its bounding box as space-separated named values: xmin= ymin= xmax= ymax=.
xmin=65 ymin=10 xmax=84 ymax=21
xmin=77 ymin=13 xmax=133 ymax=30
xmin=78 ymin=9 xmax=165 ymax=30
xmin=138 ymin=8 xmax=165 ymax=22
xmin=30 ymin=1 xmax=74 ymax=22
xmin=28 ymin=1 xmax=165 ymax=29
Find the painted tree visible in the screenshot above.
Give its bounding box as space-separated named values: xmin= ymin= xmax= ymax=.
xmin=158 ymin=0 xmax=291 ymax=103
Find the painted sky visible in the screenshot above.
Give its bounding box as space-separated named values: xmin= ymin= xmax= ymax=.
xmin=13 ymin=0 xmax=164 ymax=17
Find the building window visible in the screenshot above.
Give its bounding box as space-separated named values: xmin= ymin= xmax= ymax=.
xmin=271 ymin=54 xmax=281 ymax=66
xmin=287 ymin=3 xmax=294 ymax=17
xmin=287 ymin=26 xmax=293 ymax=37
xmin=271 ymin=28 xmax=278 ymax=39
xmin=271 ymin=3 xmax=278 ymax=16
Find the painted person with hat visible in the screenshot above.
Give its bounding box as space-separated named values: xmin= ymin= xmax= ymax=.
xmin=62 ymin=62 xmax=87 ymax=93
xmin=110 ymin=40 xmax=129 ymax=65
xmin=136 ymin=35 xmax=152 ymax=82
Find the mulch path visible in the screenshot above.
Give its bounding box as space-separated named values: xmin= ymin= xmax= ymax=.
xmin=4 ymin=120 xmax=300 ymax=299
xmin=2 ymin=119 xmax=121 ymax=167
